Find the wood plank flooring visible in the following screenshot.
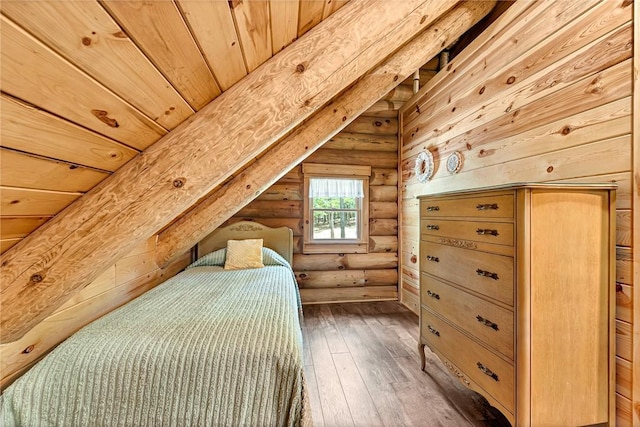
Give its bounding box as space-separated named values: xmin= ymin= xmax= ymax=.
xmin=302 ymin=301 xmax=511 ymax=427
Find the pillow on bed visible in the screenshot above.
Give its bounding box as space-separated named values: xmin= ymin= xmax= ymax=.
xmin=186 ymin=247 xmax=289 ymax=269
xmin=224 ymin=238 xmax=264 ymax=270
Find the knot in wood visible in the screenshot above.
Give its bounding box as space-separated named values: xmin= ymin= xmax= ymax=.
xmin=546 ymin=166 xmax=554 ymax=173
xmin=173 ymin=178 xmax=186 ymax=188
xmin=23 ymin=345 xmax=35 ymax=354
xmin=299 ymin=273 xmax=308 ymax=279
xmin=91 ymin=110 xmax=119 ymax=128
xmin=410 ymin=255 xmax=417 ymax=264
xmin=30 ymin=273 xmax=44 ymax=283
xmin=561 ymin=126 xmax=572 ymax=135
xmin=478 ymin=86 xmax=486 ymax=95
xmin=296 ymin=63 xmax=305 ymax=73
xmin=82 ymin=37 xmax=92 ymax=46
xmin=506 ymin=76 xmax=516 ymax=84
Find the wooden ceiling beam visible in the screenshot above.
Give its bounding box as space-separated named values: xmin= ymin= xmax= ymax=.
xmin=155 ymin=1 xmax=496 ymax=268
xmin=0 ymin=0 xmax=460 ymax=343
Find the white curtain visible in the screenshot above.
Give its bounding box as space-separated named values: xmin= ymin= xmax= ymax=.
xmin=309 ymin=178 xmax=364 ymax=198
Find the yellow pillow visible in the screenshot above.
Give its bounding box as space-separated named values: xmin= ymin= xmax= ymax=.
xmin=224 ymin=239 xmax=264 ymax=270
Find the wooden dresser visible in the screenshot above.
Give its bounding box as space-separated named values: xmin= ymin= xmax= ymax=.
xmin=417 ymin=183 xmax=615 ymax=426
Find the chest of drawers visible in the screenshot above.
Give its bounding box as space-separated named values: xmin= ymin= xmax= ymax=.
xmin=418 ymin=183 xmax=615 ymax=426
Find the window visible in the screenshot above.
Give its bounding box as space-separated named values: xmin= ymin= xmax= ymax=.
xmin=303 ymin=163 xmax=370 ymax=254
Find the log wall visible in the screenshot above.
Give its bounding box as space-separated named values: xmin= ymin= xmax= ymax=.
xmin=227 ymin=112 xmax=401 ymax=304
xmin=399 ymin=1 xmax=634 ymax=424
xmin=0 ymin=237 xmax=190 ymax=390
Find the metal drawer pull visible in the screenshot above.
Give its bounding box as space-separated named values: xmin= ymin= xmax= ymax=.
xmin=477 ymin=362 xmax=499 ymax=381
xmin=426 ymin=255 xmax=439 ymax=262
xmin=476 ymin=203 xmax=499 ymax=210
xmin=426 ymin=290 xmax=440 ymax=300
xmin=426 ymin=224 xmax=440 ymax=230
xmin=476 ymin=315 xmax=499 ymax=330
xmin=476 ymin=268 xmax=499 ymax=280
xmin=476 ymin=228 xmax=499 ymax=236
xmin=426 ymin=206 xmax=440 ymax=211
xmin=427 ymin=325 xmax=440 ymax=337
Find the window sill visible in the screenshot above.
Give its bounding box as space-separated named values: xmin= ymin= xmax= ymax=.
xmin=302 ymin=242 xmax=368 ymax=254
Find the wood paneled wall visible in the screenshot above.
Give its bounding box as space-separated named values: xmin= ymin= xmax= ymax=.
xmin=0 ymin=237 xmax=190 ymax=390
xmin=226 ymin=112 xmax=400 ymax=304
xmin=399 ymin=1 xmax=634 ymax=424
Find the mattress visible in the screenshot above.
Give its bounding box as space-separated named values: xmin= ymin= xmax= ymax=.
xmin=1 ymin=248 xmax=308 ymax=427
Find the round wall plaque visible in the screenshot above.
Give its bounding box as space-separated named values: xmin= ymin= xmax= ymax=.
xmin=414 ymin=151 xmax=434 ymax=183
xmin=446 ymin=151 xmax=463 ymax=174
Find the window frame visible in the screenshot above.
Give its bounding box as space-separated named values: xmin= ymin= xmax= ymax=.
xmin=302 ymin=163 xmax=370 ymax=254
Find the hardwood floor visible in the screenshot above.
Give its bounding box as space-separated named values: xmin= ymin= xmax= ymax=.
xmin=302 ymin=301 xmax=511 ymax=427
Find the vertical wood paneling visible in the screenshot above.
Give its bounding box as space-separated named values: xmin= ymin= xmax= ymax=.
xmin=177 ymin=0 xmax=247 ymax=91
xmin=298 ymin=0 xmax=328 ymax=37
xmin=101 ymin=1 xmax=221 ymax=110
xmin=270 ymin=0 xmax=300 ymax=54
xmin=400 ymin=3 xmax=634 ymax=420
xmin=322 ymin=0 xmax=349 ymax=19
xmin=230 ymin=0 xmax=272 ymax=72
xmin=1 ymin=0 xmax=194 ymax=130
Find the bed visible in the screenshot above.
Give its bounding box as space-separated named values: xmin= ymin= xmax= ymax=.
xmin=1 ymin=222 xmax=309 ymax=427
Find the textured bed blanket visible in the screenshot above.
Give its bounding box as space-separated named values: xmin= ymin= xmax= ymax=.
xmin=1 ymin=249 xmax=307 ymax=427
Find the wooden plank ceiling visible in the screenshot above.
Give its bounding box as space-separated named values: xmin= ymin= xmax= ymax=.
xmin=1 ymin=0 xmax=473 ymax=342
xmin=0 ymin=0 xmax=349 ymax=253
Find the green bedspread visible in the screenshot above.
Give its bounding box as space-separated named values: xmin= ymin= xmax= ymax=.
xmin=1 ymin=248 xmax=307 ymax=427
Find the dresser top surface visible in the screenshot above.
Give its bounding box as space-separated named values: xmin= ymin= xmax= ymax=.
xmin=416 ymin=182 xmax=617 ymax=199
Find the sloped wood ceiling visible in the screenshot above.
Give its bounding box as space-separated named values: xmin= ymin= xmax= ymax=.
xmin=0 ymin=0 xmax=347 ymax=254
xmin=0 ymin=0 xmax=474 ymax=343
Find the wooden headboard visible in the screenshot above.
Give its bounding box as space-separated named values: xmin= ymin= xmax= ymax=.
xmin=197 ymin=221 xmax=294 ymax=265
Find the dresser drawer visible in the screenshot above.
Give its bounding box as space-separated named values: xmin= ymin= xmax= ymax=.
xmin=420 ymin=219 xmax=514 ymax=247
xmin=421 ymin=308 xmax=515 ymax=412
xmin=421 ymin=274 xmax=514 ymax=360
xmin=421 ymin=241 xmax=514 ymax=306
xmin=421 ymin=194 xmax=514 ymax=219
